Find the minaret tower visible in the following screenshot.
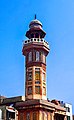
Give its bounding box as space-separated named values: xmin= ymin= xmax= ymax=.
xmin=22 ymin=17 xmax=49 ymax=100
xmin=15 ymin=17 xmax=66 ymax=120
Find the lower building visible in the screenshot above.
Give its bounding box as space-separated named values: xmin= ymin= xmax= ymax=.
xmin=0 ymin=105 xmax=18 ymax=120
xmin=15 ymin=99 xmax=66 ymax=120
xmin=52 ymin=100 xmax=73 ymax=120
xmin=0 ymin=96 xmax=73 ymax=120
xmin=64 ymin=103 xmax=73 ymax=120
xmin=0 ymin=96 xmax=25 ymax=120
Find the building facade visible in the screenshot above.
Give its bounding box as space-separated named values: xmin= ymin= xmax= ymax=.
xmin=64 ymin=103 xmax=72 ymax=120
xmin=0 ymin=96 xmax=25 ymax=120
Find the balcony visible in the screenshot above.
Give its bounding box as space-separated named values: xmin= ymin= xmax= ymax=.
xmin=23 ymin=38 xmax=49 ymax=48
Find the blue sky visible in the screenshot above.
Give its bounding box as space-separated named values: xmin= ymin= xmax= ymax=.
xmin=0 ymin=0 xmax=74 ymax=113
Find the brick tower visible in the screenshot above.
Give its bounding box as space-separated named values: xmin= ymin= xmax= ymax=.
xmin=22 ymin=17 xmax=49 ymax=100
xmin=15 ymin=17 xmax=66 ymax=120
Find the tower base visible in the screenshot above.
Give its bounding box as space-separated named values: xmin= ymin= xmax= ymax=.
xmin=15 ymin=99 xmax=66 ymax=120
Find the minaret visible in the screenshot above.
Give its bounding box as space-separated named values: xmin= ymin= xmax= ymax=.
xmin=15 ymin=17 xmax=66 ymax=120
xmin=22 ymin=17 xmax=49 ymax=100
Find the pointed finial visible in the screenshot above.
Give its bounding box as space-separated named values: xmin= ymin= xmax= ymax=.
xmin=34 ymin=14 xmax=36 ymax=19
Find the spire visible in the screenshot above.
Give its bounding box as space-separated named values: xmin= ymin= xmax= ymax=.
xmin=34 ymin=14 xmax=36 ymax=19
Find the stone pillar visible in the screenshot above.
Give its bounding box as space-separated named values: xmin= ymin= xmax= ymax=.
xmin=51 ymin=112 xmax=54 ymax=120
xmin=39 ymin=110 xmax=42 ymax=120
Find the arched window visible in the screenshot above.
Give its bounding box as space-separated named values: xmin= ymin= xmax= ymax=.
xmin=35 ymin=33 xmax=39 ymax=38
xmin=26 ymin=112 xmax=30 ymax=120
xmin=43 ymin=52 xmax=46 ymax=63
xmin=28 ymin=72 xmax=32 ymax=80
xmin=28 ymin=52 xmax=32 ymax=62
xmin=31 ymin=33 xmax=34 ymax=38
xmin=28 ymin=86 xmax=32 ymax=95
xmin=36 ymin=51 xmax=39 ymax=61
xmin=20 ymin=112 xmax=24 ymax=120
xmin=40 ymin=51 xmax=42 ymax=61
xmin=33 ymin=112 xmax=37 ymax=120
xmin=35 ymin=86 xmax=40 ymax=94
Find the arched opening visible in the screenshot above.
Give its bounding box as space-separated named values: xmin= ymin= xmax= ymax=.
xmin=28 ymin=52 xmax=32 ymax=62
xmin=31 ymin=33 xmax=34 ymax=38
xmin=35 ymin=33 xmax=39 ymax=38
xmin=36 ymin=51 xmax=39 ymax=61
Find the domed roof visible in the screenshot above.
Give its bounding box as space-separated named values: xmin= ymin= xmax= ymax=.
xmin=29 ymin=19 xmax=42 ymax=28
xmin=26 ymin=17 xmax=46 ymax=38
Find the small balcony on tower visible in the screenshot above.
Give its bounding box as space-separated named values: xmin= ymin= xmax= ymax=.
xmin=23 ymin=38 xmax=49 ymax=48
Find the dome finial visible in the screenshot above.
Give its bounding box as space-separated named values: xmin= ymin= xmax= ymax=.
xmin=34 ymin=14 xmax=36 ymax=19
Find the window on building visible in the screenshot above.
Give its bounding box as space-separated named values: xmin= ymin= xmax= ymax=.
xmin=67 ymin=116 xmax=70 ymax=120
xmin=19 ymin=112 xmax=24 ymax=120
xmin=28 ymin=72 xmax=32 ymax=81
xmin=28 ymin=86 xmax=32 ymax=95
xmin=6 ymin=110 xmax=15 ymax=120
xmin=28 ymin=52 xmax=32 ymax=62
xmin=28 ymin=68 xmax=32 ymax=71
xmin=31 ymin=33 xmax=34 ymax=38
xmin=43 ymin=73 xmax=45 ymax=81
xmin=35 ymin=86 xmax=40 ymax=94
xmin=66 ymin=107 xmax=70 ymax=112
xmin=35 ymin=68 xmax=40 ymax=80
xmin=26 ymin=112 xmax=30 ymax=120
xmin=35 ymin=68 xmax=40 ymax=71
xmin=35 ymin=71 xmax=40 ymax=80
xmin=28 ymin=81 xmax=32 ymax=85
xmin=33 ymin=112 xmax=37 ymax=120
xmin=40 ymin=51 xmax=42 ymax=61
xmin=35 ymin=33 xmax=39 ymax=38
xmin=43 ymin=52 xmax=46 ymax=63
xmin=43 ymin=87 xmax=46 ymax=95
xmin=36 ymin=51 xmax=39 ymax=61
xmin=35 ymin=81 xmax=40 ymax=84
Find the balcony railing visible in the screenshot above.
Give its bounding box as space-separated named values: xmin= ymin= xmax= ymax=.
xmin=23 ymin=38 xmax=49 ymax=48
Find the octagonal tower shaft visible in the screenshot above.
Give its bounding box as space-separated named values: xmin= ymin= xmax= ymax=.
xmin=22 ymin=19 xmax=50 ymax=100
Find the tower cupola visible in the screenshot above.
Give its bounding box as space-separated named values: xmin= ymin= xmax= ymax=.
xmin=26 ymin=18 xmax=46 ymax=39
xmin=29 ymin=19 xmax=42 ymax=27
